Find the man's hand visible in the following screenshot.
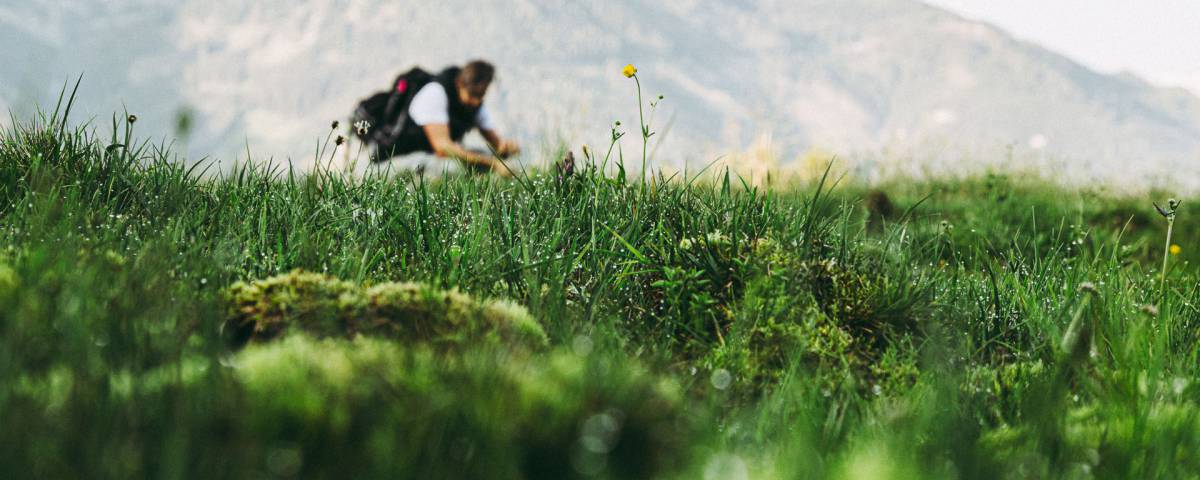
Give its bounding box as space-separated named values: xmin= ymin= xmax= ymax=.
xmin=424 ymin=123 xmax=497 ymax=168
xmin=426 ymin=124 xmax=518 ymax=176
xmin=495 ymin=139 xmax=521 ymax=158
xmin=482 ymin=129 xmax=520 ymax=159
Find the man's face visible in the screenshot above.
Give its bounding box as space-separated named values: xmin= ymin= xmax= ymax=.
xmin=456 ymin=81 xmax=489 ymax=108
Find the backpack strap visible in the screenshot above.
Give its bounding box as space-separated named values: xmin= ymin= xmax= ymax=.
xmin=379 ymin=68 xmax=435 ymax=144
xmin=383 ymin=68 xmax=429 ymax=123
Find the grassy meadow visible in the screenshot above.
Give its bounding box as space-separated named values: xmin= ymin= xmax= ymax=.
xmin=3 ymin=95 xmax=1200 ymax=479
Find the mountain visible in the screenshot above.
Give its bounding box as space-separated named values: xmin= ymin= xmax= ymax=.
xmin=3 ymin=0 xmax=1200 ymax=190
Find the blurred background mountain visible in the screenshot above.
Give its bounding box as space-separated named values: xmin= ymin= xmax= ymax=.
xmin=4 ymin=0 xmax=1199 ymax=189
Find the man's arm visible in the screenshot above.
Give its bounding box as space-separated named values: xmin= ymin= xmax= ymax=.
xmin=422 ymin=124 xmax=511 ymax=176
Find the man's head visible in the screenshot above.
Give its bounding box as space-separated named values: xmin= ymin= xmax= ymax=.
xmin=455 ymin=60 xmax=495 ymax=108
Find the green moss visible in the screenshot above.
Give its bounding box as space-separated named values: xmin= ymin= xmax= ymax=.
xmin=223 ymin=270 xmax=548 ymax=350
xmin=703 ymin=237 xmax=927 ymax=395
xmin=708 ymin=276 xmax=859 ymax=395
xmin=223 ymin=336 xmax=691 ymax=479
xmin=225 ymin=270 xmax=358 ymax=342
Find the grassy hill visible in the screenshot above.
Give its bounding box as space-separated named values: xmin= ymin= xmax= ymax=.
xmin=2 ymin=109 xmax=1199 ymax=479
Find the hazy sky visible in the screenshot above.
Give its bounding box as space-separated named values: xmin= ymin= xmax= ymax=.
xmin=923 ymin=0 xmax=1200 ymax=96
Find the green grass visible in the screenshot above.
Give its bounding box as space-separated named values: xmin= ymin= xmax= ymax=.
xmin=3 ymin=102 xmax=1200 ymax=479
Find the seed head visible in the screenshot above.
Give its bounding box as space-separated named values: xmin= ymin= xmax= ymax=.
xmin=557 ymin=151 xmax=575 ymax=179
xmin=335 ymin=135 xmax=345 ymax=146
xmin=1155 ymin=199 xmax=1181 ymax=218
xmin=127 ymin=114 xmax=138 ymax=124
xmin=331 ymin=120 xmax=340 ymax=130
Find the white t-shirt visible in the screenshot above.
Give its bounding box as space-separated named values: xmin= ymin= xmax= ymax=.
xmin=407 ymin=83 xmax=496 ymax=131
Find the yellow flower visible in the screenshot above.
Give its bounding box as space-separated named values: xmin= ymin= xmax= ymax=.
xmin=622 ymin=64 xmax=637 ymax=78
xmin=1170 ymin=244 xmax=1182 ymax=255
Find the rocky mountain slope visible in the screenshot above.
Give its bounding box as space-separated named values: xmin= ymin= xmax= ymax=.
xmin=4 ymin=0 xmax=1199 ymax=188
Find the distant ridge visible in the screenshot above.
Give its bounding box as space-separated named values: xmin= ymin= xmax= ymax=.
xmin=3 ymin=0 xmax=1199 ymax=190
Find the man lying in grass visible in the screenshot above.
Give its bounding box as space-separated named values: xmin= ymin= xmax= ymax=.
xmin=352 ymin=59 xmax=520 ymax=176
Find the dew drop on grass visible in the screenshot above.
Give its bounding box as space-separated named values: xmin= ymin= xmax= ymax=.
xmin=703 ymin=453 xmax=749 ymax=480
xmin=218 ymin=353 xmax=240 ymax=369
xmin=579 ymin=412 xmax=620 ymax=454
xmin=572 ymin=335 xmax=594 ymax=356
xmin=711 ymin=369 xmax=732 ymax=390
xmin=266 ymin=446 xmax=303 ymax=477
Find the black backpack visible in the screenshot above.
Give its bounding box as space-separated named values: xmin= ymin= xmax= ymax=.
xmin=352 ymin=67 xmax=437 ymax=161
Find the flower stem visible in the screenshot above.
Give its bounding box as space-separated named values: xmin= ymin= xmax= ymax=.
xmin=1160 ymin=216 xmax=1174 ymax=306
xmin=634 ymin=75 xmax=647 ymax=188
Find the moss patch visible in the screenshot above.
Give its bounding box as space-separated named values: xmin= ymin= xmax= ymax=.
xmin=224 ymin=270 xmax=547 ymax=350
xmin=225 ymin=336 xmax=690 ymax=479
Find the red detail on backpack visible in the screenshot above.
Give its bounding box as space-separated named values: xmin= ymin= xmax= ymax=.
xmin=396 ymin=79 xmax=408 ymax=93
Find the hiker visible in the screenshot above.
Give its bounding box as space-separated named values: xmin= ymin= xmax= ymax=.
xmin=352 ymin=60 xmax=519 ymax=176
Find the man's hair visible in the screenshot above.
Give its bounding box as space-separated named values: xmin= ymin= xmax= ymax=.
xmin=458 ymin=60 xmax=495 ymax=90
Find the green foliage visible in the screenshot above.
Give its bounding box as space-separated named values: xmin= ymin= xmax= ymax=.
xmin=5 ymin=334 xmax=691 ymax=479
xmin=3 ymin=106 xmax=1200 ymax=478
xmin=219 ymin=336 xmax=690 ymax=479
xmin=964 ymin=360 xmax=1049 ymax=424
xmin=703 ymin=235 xmax=930 ymax=396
